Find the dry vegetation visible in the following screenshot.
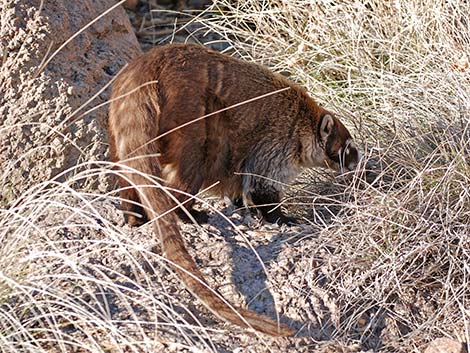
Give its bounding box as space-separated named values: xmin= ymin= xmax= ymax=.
xmin=1 ymin=0 xmax=469 ymax=352
xmin=198 ymin=0 xmax=470 ymax=348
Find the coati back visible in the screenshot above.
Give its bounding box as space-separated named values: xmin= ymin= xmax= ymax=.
xmin=108 ymin=43 xmax=359 ymax=336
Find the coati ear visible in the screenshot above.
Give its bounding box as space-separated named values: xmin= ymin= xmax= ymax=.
xmin=320 ymin=114 xmax=334 ymax=143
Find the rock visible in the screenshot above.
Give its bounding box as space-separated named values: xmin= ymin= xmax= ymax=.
xmin=424 ymin=338 xmax=466 ymax=353
xmin=0 ymin=0 xmax=142 ymax=205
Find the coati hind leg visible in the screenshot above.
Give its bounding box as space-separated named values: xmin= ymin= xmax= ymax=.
xmin=175 ymin=204 xmax=209 ymax=224
xmin=109 ymin=130 xmax=148 ymax=227
xmin=163 ymin=143 xmax=209 ymax=224
xmin=117 ymin=175 xmax=149 ymax=227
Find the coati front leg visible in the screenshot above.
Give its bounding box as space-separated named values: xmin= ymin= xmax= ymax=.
xmin=251 ymin=183 xmax=297 ymax=224
xmin=241 ymin=145 xmax=298 ymax=225
xmin=249 ymin=183 xmax=298 ymax=225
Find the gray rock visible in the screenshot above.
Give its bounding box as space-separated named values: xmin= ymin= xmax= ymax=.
xmin=0 ymin=0 xmax=142 ymax=204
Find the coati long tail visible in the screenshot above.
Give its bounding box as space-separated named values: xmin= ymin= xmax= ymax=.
xmin=124 ymin=154 xmax=293 ymax=336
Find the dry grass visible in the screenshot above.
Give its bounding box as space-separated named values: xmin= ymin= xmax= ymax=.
xmin=0 ymin=163 xmax=225 ymax=352
xmin=197 ymin=0 xmax=470 ymax=350
xmin=1 ymin=0 xmax=470 ymax=352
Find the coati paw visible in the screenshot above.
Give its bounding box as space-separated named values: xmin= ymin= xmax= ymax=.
xmin=124 ymin=212 xmax=149 ymax=227
xmin=264 ymin=212 xmax=298 ymax=226
xmin=275 ymin=214 xmax=299 ymax=226
xmin=177 ymin=208 xmax=209 ymax=224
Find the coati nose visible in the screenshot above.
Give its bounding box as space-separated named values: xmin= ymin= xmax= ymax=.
xmin=343 ymin=141 xmax=361 ymax=172
xmin=346 ymin=159 xmax=358 ymax=171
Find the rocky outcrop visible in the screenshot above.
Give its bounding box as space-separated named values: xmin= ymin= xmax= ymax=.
xmin=0 ymin=0 xmax=142 ymax=205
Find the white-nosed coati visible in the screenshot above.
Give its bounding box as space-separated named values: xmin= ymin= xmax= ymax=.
xmin=108 ymin=43 xmax=359 ymax=336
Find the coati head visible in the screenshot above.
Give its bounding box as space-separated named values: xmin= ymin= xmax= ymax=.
xmin=318 ymin=113 xmax=360 ymax=172
xmin=301 ymin=112 xmax=360 ymax=173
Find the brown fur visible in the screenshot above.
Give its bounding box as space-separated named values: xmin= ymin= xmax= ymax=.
xmin=108 ymin=43 xmax=359 ymax=336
